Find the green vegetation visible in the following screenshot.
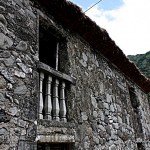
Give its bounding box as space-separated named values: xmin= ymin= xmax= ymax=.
xmin=128 ymin=51 xmax=150 ymax=103
xmin=128 ymin=51 xmax=150 ymax=79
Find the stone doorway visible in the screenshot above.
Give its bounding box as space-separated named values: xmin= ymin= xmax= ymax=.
xmin=37 ymin=143 xmax=73 ymax=150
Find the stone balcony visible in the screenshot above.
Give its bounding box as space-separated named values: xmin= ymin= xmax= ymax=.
xmin=37 ymin=62 xmax=75 ymax=122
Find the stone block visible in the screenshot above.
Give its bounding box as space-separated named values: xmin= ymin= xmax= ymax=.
xmin=91 ymin=96 xmax=98 ymax=109
xmin=105 ymin=125 xmax=111 ymax=135
xmin=0 ymin=14 xmax=7 ymax=25
xmin=109 ymin=144 xmax=117 ymax=150
xmin=0 ymin=33 xmax=13 ymax=49
xmin=8 ymin=107 xmax=18 ymax=116
xmin=0 ymin=127 xmax=9 ymax=144
xmin=82 ymin=52 xmax=88 ymax=62
xmin=81 ymin=112 xmax=88 ymax=121
xmin=103 ymin=102 xmax=109 ymax=109
xmin=14 ymin=82 xmax=28 ymax=95
xmin=0 ymin=75 xmax=6 ymax=89
xmin=16 ymin=41 xmax=27 ymax=51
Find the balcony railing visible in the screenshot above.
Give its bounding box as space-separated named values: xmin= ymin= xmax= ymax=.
xmin=37 ymin=62 xmax=75 ymax=122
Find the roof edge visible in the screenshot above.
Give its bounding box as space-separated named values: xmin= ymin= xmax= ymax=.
xmin=36 ymin=0 xmax=150 ymax=94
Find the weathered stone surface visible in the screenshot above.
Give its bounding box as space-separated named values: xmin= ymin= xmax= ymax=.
xmin=0 ymin=93 xmax=5 ymax=102
xmin=98 ymin=125 xmax=106 ymax=132
xmin=0 ymin=127 xmax=9 ymax=144
xmin=17 ymin=62 xmax=30 ymax=73
xmin=15 ymin=70 xmax=25 ymax=78
xmin=16 ymin=41 xmax=27 ymax=51
xmin=7 ymin=83 xmax=12 ymax=90
xmin=0 ymin=75 xmax=6 ymax=89
xmin=18 ymin=119 xmax=27 ymax=128
xmin=93 ymin=136 xmax=99 ymax=145
xmin=26 ymin=9 xmax=36 ymax=19
xmin=0 ymin=1 xmax=149 ymax=150
xmin=14 ymin=82 xmax=28 ymax=95
xmin=8 ymin=107 xmax=18 ymax=116
xmin=79 ymin=59 xmax=87 ymax=67
xmin=105 ymin=125 xmax=111 ymax=135
xmin=0 ymin=51 xmax=11 ymax=58
xmin=0 ymin=67 xmax=14 ymax=83
xmin=0 ymin=6 xmax=5 ymax=12
xmin=82 ymin=52 xmax=88 ymax=62
xmin=103 ymin=102 xmax=109 ymax=109
xmin=93 ymin=111 xmax=98 ymax=118
xmin=0 ymin=22 xmax=8 ymax=35
xmin=0 ymin=33 xmax=13 ymax=49
xmin=109 ymin=144 xmax=117 ymax=150
xmin=81 ymin=112 xmax=88 ymax=121
xmin=91 ymin=96 xmax=98 ymax=109
xmin=0 ymin=14 xmax=7 ymax=25
xmin=18 ymin=141 xmax=37 ymax=150
xmin=4 ymin=56 xmax=15 ymax=67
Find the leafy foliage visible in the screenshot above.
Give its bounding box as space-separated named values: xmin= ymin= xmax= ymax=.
xmin=128 ymin=51 xmax=150 ymax=79
xmin=128 ymin=51 xmax=150 ymax=103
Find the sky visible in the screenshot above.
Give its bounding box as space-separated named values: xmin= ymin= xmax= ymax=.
xmin=69 ymin=0 xmax=150 ymax=55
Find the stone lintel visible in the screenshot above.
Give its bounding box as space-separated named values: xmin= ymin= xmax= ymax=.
xmin=36 ymin=134 xmax=75 ymax=143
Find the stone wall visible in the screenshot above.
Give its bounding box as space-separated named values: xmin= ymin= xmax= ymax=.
xmin=0 ymin=0 xmax=38 ymax=149
xmin=67 ymin=35 xmax=150 ymax=149
xmin=0 ymin=0 xmax=150 ymax=150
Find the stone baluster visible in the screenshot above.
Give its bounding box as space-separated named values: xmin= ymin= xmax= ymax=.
xmin=52 ymin=79 xmax=60 ymax=121
xmin=44 ymin=75 xmax=52 ymax=120
xmin=60 ymin=82 xmax=67 ymax=122
xmin=39 ymin=72 xmax=44 ymax=119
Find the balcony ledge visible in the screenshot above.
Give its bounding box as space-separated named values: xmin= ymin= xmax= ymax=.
xmin=37 ymin=62 xmax=76 ymax=84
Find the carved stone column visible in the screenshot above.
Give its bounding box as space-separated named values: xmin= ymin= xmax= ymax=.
xmin=39 ymin=72 xmax=44 ymax=119
xmin=52 ymin=79 xmax=60 ymax=121
xmin=44 ymin=75 xmax=52 ymax=120
xmin=60 ymin=82 xmax=67 ymax=122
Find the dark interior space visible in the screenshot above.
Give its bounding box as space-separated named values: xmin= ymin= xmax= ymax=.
xmin=129 ymin=87 xmax=143 ymax=134
xmin=37 ymin=143 xmax=73 ymax=150
xmin=39 ymin=26 xmax=58 ymax=69
xmin=129 ymin=87 xmax=139 ymax=109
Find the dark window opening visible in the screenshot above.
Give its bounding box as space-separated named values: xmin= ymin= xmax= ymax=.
xmin=39 ymin=26 xmax=59 ymax=69
xmin=129 ymin=87 xmax=139 ymax=109
xmin=137 ymin=143 xmax=145 ymax=150
xmin=38 ymin=19 xmax=71 ymax=121
xmin=129 ymin=87 xmax=143 ymax=135
xmin=37 ymin=143 xmax=73 ymax=150
xmin=39 ymin=18 xmax=70 ymax=74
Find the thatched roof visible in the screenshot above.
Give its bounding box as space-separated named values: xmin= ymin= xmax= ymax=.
xmin=36 ymin=0 xmax=150 ymax=94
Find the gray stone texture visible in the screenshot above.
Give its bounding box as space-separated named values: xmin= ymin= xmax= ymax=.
xmin=0 ymin=0 xmax=37 ymax=149
xmin=0 ymin=0 xmax=149 ymax=150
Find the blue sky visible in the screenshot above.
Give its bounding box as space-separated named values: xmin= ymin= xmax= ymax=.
xmin=69 ymin=0 xmax=150 ymax=55
xmin=70 ymin=0 xmax=123 ymax=11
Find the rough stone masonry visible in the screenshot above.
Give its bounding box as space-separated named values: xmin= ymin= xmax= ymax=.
xmin=0 ymin=0 xmax=150 ymax=150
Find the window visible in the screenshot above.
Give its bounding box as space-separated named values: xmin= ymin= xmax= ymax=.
xmin=129 ymin=87 xmax=139 ymax=109
xmin=38 ymin=18 xmax=73 ymax=122
xmin=129 ymin=87 xmax=143 ymax=135
xmin=39 ymin=20 xmax=69 ymax=73
xmin=39 ymin=25 xmax=59 ymax=70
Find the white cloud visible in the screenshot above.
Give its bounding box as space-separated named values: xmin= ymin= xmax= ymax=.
xmin=86 ymin=0 xmax=150 ymax=55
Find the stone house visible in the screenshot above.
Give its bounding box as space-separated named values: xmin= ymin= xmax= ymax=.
xmin=0 ymin=0 xmax=150 ymax=149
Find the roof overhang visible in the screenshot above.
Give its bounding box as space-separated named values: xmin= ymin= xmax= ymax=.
xmin=36 ymin=0 xmax=150 ymax=94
